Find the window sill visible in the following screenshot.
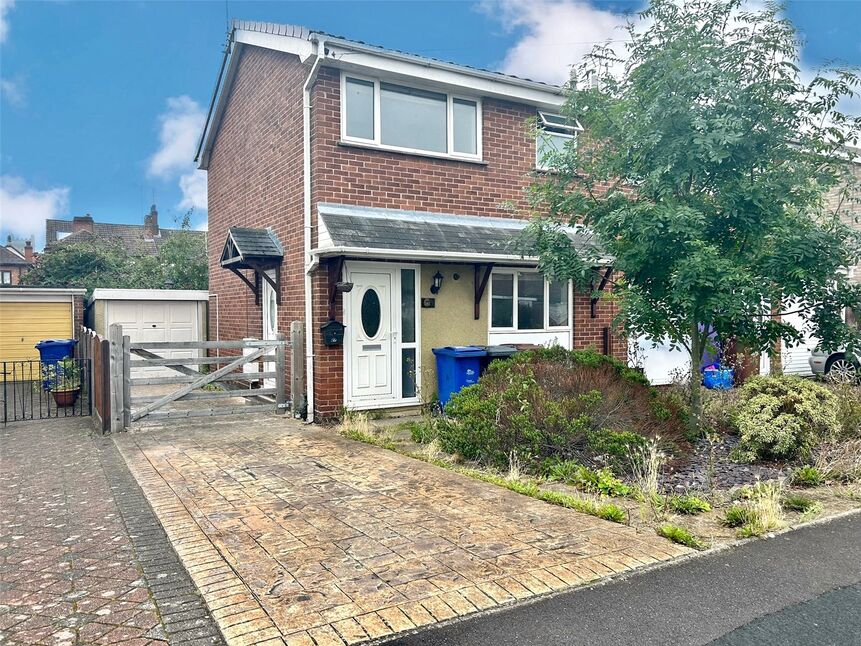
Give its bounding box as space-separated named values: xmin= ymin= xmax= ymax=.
xmin=337 ymin=140 xmax=488 ymax=165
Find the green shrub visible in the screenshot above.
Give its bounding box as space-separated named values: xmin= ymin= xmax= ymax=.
xmin=438 ymin=347 xmax=687 ymax=468
xmin=666 ymin=494 xmax=711 ymax=515
xmin=828 ymin=383 xmax=861 ymax=439
xmin=790 ymin=465 xmax=825 ymax=487
xmin=731 ymin=376 xmax=840 ymax=463
xmin=408 ymin=420 xmax=439 ymax=445
xmin=657 ymin=524 xmax=706 ymax=550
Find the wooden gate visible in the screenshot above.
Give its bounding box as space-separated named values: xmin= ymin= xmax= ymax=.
xmin=107 ymin=324 xmax=301 ymax=430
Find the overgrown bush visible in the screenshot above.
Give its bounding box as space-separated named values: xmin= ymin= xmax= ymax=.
xmin=731 ymin=376 xmax=840 ymax=463
xmin=827 ymin=383 xmax=861 ymax=439
xmin=438 ymin=347 xmax=688 ymax=469
xmin=814 ymin=439 xmax=861 ymax=483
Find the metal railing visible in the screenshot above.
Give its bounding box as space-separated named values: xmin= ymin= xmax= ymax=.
xmin=1 ymin=358 xmax=92 ymax=424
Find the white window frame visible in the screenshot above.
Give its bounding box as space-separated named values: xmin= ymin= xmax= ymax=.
xmin=0 ymin=270 xmax=12 ymax=285
xmin=341 ymin=72 xmax=483 ymax=162
xmin=489 ymin=268 xmax=572 ymax=333
xmin=535 ymin=111 xmax=583 ymax=171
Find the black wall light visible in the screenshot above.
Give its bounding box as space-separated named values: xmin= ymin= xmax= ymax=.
xmin=430 ymin=271 xmax=444 ymax=294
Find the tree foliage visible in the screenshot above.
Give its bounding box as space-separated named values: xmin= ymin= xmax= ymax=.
xmin=526 ymin=0 xmax=861 ymax=425
xmin=22 ymin=213 xmax=208 ymax=294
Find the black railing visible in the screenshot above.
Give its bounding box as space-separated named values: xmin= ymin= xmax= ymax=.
xmin=1 ymin=358 xmax=91 ymax=424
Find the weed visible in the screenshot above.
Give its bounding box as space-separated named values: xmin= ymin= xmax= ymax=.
xmin=722 ymin=504 xmax=752 ymax=528
xmin=408 ymin=420 xmax=439 ymax=445
xmin=791 ymin=465 xmax=825 ymax=487
xmin=596 ymin=503 xmax=627 ymax=523
xmin=814 ymin=439 xmax=861 ymax=483
xmin=544 ymin=459 xmax=631 ymax=497
xmin=782 ymin=493 xmax=821 ymax=515
xmin=630 ymin=437 xmax=666 ymax=520
xmin=666 ymin=494 xmax=711 ymax=515
xmin=729 ymin=480 xmax=786 ymax=537
xmin=506 ymin=451 xmax=523 ymax=482
xmin=657 ymin=524 xmax=707 ymax=550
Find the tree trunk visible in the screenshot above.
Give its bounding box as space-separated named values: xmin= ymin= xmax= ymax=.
xmin=689 ymin=322 xmax=703 ymax=433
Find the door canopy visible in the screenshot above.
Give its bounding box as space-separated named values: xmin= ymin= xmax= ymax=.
xmin=219 ymin=227 xmax=284 ymax=305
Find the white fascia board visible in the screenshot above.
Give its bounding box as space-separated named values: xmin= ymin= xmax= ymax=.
xmin=0 ymin=288 xmax=86 ymax=303
xmin=312 ymin=246 xmax=612 ymax=267
xmin=326 ymin=45 xmax=566 ymax=110
xmin=234 ymin=29 xmax=315 ymax=62
xmin=198 ymin=42 xmax=246 ymax=170
xmin=90 ymin=289 xmax=210 ymax=303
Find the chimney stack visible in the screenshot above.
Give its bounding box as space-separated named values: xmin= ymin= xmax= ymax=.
xmin=73 ymin=214 xmax=94 ymax=234
xmin=24 ymin=240 xmax=33 ymax=262
xmin=144 ymin=204 xmax=159 ymax=238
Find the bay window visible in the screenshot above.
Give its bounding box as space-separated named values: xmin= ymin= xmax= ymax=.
xmin=342 ymin=73 xmax=482 ymax=160
xmin=490 ymin=271 xmax=571 ymax=331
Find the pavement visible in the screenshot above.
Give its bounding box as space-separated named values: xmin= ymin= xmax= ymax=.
xmin=0 ymin=417 xmax=223 ymax=646
xmin=386 ymin=510 xmax=861 ymax=646
xmin=115 ymin=413 xmax=690 ymax=645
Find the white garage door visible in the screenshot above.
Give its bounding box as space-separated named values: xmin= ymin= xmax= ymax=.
xmin=109 ymin=300 xmax=200 ymax=378
xmin=780 ymin=310 xmax=817 ymax=376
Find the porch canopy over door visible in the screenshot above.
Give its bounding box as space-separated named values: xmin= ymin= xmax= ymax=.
xmin=219 ymin=227 xmax=284 ymax=304
xmin=312 ymin=202 xmax=608 ymax=319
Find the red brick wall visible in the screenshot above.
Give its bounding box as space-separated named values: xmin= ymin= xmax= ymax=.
xmin=206 ymin=46 xmax=307 ymax=370
xmin=572 ymin=285 xmax=627 ymax=362
xmin=0 ymin=265 xmax=29 ymax=285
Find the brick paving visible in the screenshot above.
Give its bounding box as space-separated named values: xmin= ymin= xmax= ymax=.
xmin=116 ymin=414 xmax=691 ymax=645
xmin=0 ymin=417 xmax=223 ymax=645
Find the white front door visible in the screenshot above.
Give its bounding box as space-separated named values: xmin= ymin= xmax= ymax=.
xmin=262 ymin=273 xmax=278 ymax=388
xmin=345 ymin=262 xmax=420 ymax=407
xmin=349 ymin=270 xmax=395 ymax=400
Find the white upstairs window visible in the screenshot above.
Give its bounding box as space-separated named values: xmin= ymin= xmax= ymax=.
xmin=341 ymin=73 xmax=482 ymax=161
xmin=536 ymin=111 xmax=582 ymax=170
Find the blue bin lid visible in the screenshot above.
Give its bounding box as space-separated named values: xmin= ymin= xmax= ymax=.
xmin=432 ymin=345 xmax=487 ymax=357
xmin=35 ymin=339 xmax=78 ymax=348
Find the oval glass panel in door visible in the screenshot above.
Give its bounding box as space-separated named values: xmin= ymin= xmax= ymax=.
xmin=361 ymin=288 xmax=382 ymax=338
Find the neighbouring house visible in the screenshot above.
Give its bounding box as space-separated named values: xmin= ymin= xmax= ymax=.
xmin=197 ymin=21 xmax=624 ymax=419
xmin=45 ymin=205 xmax=205 ymax=255
xmin=0 ymin=287 xmax=86 ymax=360
xmin=0 ymin=237 xmax=34 ymax=285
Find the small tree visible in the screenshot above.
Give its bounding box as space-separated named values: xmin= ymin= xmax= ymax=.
xmin=127 ymin=214 xmax=208 ymax=290
xmin=527 ymin=0 xmax=861 ymax=429
xmin=20 ymin=237 xmax=132 ymax=293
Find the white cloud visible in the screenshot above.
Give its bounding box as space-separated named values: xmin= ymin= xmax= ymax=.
xmin=0 ymin=176 xmax=70 ymax=249
xmin=0 ymin=0 xmax=14 ymax=44
xmin=1 ymin=77 xmax=24 ymax=107
xmin=480 ymin=0 xmax=635 ymax=85
xmin=148 ymin=95 xmax=208 ymax=212
xmin=178 ymin=169 xmax=208 ymax=211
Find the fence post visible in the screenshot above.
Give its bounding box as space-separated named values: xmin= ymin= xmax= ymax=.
xmin=290 ymin=321 xmax=305 ymax=418
xmin=122 ymin=334 xmax=131 ymax=428
xmin=99 ymin=339 xmax=111 ymax=434
xmin=275 ymin=332 xmax=287 ymax=414
xmin=108 ymin=324 xmax=124 ymax=432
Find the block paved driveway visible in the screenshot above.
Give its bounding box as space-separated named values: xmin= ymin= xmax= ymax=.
xmin=116 ymin=414 xmax=689 ymax=645
xmin=0 ymin=417 xmax=223 ymax=646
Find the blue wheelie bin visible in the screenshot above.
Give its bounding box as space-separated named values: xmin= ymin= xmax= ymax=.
xmin=432 ymin=346 xmax=487 ymax=409
xmin=35 ymin=339 xmax=78 ymax=390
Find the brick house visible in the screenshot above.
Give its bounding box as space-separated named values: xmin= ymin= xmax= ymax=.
xmin=0 ymin=237 xmax=34 ymax=285
xmin=45 ymin=206 xmax=205 ymax=255
xmin=197 ymin=21 xmax=621 ymax=420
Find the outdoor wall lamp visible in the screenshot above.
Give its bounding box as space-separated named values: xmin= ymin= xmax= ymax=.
xmin=430 ymin=271 xmax=444 ymax=294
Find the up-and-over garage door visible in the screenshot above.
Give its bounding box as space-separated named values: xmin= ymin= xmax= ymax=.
xmin=0 ymin=301 xmax=73 ymax=360
xmin=109 ymin=300 xmax=200 ymax=378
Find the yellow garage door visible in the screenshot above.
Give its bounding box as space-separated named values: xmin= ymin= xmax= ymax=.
xmin=0 ymin=301 xmax=73 ymax=360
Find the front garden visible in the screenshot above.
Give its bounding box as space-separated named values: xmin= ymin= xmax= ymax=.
xmin=341 ymin=348 xmax=861 ymax=552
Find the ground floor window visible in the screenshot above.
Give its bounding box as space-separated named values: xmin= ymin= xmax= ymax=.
xmin=490 ymin=270 xmax=570 ymax=332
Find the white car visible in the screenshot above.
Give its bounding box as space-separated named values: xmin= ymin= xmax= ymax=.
xmin=809 ymin=347 xmax=859 ymax=382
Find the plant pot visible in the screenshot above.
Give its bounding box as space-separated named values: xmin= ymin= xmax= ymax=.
xmin=52 ymin=388 xmax=80 ymax=408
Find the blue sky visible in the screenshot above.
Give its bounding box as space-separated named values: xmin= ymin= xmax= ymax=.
xmin=1 ymin=0 xmax=859 ymax=249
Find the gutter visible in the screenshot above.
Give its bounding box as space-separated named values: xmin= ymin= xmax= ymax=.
xmin=302 ymin=37 xmax=326 ymax=424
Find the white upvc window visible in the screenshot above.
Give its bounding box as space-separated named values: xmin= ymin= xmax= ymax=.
xmin=0 ymin=271 xmax=11 ymax=285
xmin=341 ymin=72 xmax=483 ymax=161
xmin=490 ymin=269 xmax=571 ymax=331
xmin=536 ymin=111 xmax=582 ymax=171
